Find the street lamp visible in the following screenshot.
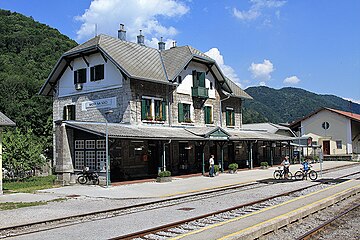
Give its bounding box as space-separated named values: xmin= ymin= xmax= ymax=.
xmin=105 ymin=110 xmax=113 ymax=188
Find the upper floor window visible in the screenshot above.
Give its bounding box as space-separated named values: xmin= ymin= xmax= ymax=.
xmin=192 ymin=70 xmax=205 ymax=88
xmin=74 ymin=68 xmax=87 ymax=84
xmin=90 ymin=64 xmax=104 ymax=81
xmin=226 ymin=108 xmax=235 ymax=126
xmin=204 ymin=106 xmax=213 ymax=124
xmin=63 ymin=105 xmax=75 ymax=120
xmin=178 ymin=103 xmax=191 ymax=123
xmin=141 ymin=97 xmax=166 ymax=121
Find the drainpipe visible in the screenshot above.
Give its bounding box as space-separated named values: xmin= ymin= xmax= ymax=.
xmin=163 ymin=139 xmax=171 ymax=171
xmin=219 ymin=93 xmax=231 ymax=127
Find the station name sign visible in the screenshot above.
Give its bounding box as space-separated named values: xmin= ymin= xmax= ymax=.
xmin=81 ymin=97 xmax=117 ymax=111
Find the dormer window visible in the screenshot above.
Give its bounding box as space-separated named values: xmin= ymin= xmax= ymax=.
xmin=90 ymin=64 xmax=104 ymax=81
xmin=192 ymin=70 xmax=205 ymax=88
xmin=226 ymin=107 xmax=235 ymax=127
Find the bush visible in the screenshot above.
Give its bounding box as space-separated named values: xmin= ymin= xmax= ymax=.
xmin=260 ymin=162 xmax=269 ymax=167
xmin=158 ymin=170 xmax=171 ymax=178
xmin=228 ymin=163 xmax=238 ymax=171
xmin=214 ymin=165 xmax=220 ymax=173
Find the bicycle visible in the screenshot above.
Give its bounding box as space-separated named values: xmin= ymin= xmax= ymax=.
xmin=294 ymin=167 xmax=318 ymax=180
xmin=273 ymin=166 xmax=293 ymax=180
xmin=77 ymin=167 xmax=100 ymax=185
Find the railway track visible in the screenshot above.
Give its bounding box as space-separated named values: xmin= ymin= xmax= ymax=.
xmin=295 ymin=202 xmax=360 ymax=240
xmin=1 ymin=166 xmax=359 ymax=239
xmin=113 ymin=171 xmax=360 ymax=240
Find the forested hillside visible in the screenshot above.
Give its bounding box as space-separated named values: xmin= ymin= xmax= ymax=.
xmin=0 ymin=9 xmax=76 ymax=168
xmin=243 ymin=86 xmax=360 ymax=124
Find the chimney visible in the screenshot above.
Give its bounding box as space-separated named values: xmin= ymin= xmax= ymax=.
xmin=118 ymin=24 xmax=126 ymax=40
xmin=158 ymin=37 xmax=165 ymax=51
xmin=171 ymin=41 xmax=177 ymax=49
xmin=137 ymin=30 xmax=145 ymax=46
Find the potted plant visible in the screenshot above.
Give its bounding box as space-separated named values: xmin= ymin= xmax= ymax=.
xmin=213 ymin=165 xmax=220 ymax=176
xmin=260 ymin=161 xmax=269 ymax=169
xmin=228 ymin=163 xmax=238 ymax=174
xmin=156 ymin=170 xmax=172 ymax=182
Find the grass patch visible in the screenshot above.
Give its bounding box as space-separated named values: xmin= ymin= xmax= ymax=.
xmin=0 ymin=198 xmax=67 ymax=211
xmin=3 ymin=175 xmax=59 ymax=193
xmin=0 ymin=201 xmax=47 ymax=210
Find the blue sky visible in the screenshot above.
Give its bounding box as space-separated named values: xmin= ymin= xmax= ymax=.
xmin=1 ymin=0 xmax=359 ymax=103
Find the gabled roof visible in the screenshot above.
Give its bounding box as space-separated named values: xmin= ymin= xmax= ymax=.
xmin=224 ymin=77 xmax=253 ymax=99
xmin=290 ymin=107 xmax=360 ymax=127
xmin=0 ymin=112 xmax=16 ymax=127
xmin=40 ymin=34 xmax=246 ymax=98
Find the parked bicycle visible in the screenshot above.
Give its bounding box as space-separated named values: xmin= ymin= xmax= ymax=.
xmin=294 ymin=167 xmax=318 ymax=180
xmin=273 ymin=166 xmax=293 ymax=180
xmin=77 ymin=167 xmax=100 ymax=185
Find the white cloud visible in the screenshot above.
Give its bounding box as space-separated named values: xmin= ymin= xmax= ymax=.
xmin=75 ymin=0 xmax=189 ymax=42
xmin=283 ymin=75 xmax=300 ymax=85
xmin=233 ymin=0 xmax=286 ymax=21
xmin=205 ymin=48 xmax=242 ymax=87
xmin=248 ymin=59 xmax=274 ymax=81
xmin=343 ymin=98 xmax=360 ymax=104
xmin=259 ymin=81 xmax=266 ymax=86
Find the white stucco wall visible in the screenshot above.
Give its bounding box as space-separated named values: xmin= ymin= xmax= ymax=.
xmin=176 ymin=61 xmax=216 ymax=99
xmin=302 ymin=110 xmax=352 ymax=155
xmin=58 ymin=53 xmax=123 ymax=97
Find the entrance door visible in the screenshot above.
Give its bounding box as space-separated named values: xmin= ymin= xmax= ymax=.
xmin=195 ymin=146 xmax=203 ymax=173
xmin=323 ymin=140 xmax=330 ymax=155
xmin=148 ymin=142 xmax=160 ymax=175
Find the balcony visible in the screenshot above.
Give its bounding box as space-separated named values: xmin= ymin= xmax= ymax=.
xmin=191 ymin=86 xmax=209 ymax=98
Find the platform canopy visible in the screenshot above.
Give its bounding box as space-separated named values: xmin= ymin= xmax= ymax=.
xmin=64 ymin=121 xmax=294 ymax=142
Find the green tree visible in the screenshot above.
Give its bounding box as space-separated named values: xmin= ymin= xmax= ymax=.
xmin=2 ymin=128 xmax=45 ymax=179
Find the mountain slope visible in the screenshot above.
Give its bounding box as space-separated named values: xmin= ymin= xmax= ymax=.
xmin=0 ymin=9 xmax=77 ymax=140
xmin=243 ymin=86 xmax=360 ymax=124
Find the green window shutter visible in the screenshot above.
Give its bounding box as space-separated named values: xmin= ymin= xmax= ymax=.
xmin=178 ymin=103 xmax=184 ymax=122
xmin=198 ymin=72 xmax=205 ymax=87
xmin=162 ymin=101 xmax=167 ymax=121
xmin=90 ymin=66 xmax=95 ymax=81
xmin=70 ymin=105 xmax=76 ymax=120
xmin=205 ymin=106 xmax=211 ymax=124
xmin=74 ymin=71 xmax=78 ymax=84
xmin=192 ymin=70 xmax=198 ymax=87
xmin=226 ymin=110 xmax=230 ymax=126
xmin=63 ymin=106 xmax=67 ymax=120
xmin=141 ymin=99 xmax=146 ymax=120
xmin=232 ymin=111 xmax=235 ymax=126
xmin=204 ymin=107 xmax=207 ymax=124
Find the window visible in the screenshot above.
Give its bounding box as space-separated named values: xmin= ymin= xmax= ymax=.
xmin=154 ymin=100 xmax=166 ymax=121
xmin=210 ymin=82 xmax=213 ymax=90
xmin=86 ymin=151 xmax=96 ymax=170
xmin=178 ymin=103 xmax=191 ymax=123
xmin=74 ymin=68 xmax=87 ymax=84
xmin=85 ymin=140 xmax=96 ymax=149
xmin=75 ymin=140 xmax=84 ymax=149
xmin=141 ymin=97 xmax=166 ymax=121
xmin=192 ymin=70 xmax=205 ymax=88
xmin=74 ymin=151 xmax=85 ymax=170
xmin=141 ymin=98 xmax=152 ymax=120
xmin=63 ymin=105 xmax=75 ymax=120
xmin=96 ymin=151 xmax=106 ymax=171
xmin=226 ymin=108 xmax=235 ymax=126
xmin=204 ymin=106 xmax=213 ymax=124
xmin=177 ymin=75 xmax=182 ymax=84
xmin=96 ymin=140 xmax=106 ymax=149
xmin=336 ymin=140 xmax=342 ymax=149
xmin=90 ymin=64 xmax=104 ymax=81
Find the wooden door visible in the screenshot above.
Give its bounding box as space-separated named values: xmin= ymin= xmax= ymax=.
xmin=323 ymin=140 xmax=330 ymax=155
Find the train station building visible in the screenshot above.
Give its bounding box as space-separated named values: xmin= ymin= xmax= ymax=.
xmin=40 ymin=26 xmax=295 ymax=184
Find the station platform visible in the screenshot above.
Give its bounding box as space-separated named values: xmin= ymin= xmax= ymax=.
xmin=176 ymin=178 xmax=360 ymax=240
xmin=1 ymin=161 xmax=359 ymax=203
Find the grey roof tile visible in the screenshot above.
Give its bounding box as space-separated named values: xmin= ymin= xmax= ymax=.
xmin=0 ymin=112 xmax=15 ymax=126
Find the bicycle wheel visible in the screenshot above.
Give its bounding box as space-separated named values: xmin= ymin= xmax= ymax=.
xmin=285 ymin=172 xmax=293 ymax=180
xmin=294 ymin=171 xmax=304 ymax=180
xmin=308 ymin=170 xmax=318 ymax=180
xmin=77 ymin=175 xmax=87 ymax=184
xmin=274 ymin=171 xmax=281 ymax=179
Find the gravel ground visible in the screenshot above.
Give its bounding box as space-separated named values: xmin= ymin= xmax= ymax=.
xmin=265 ymin=194 xmax=360 ymax=240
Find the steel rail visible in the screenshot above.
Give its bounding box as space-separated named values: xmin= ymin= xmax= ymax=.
xmin=295 ymin=202 xmax=360 ymax=240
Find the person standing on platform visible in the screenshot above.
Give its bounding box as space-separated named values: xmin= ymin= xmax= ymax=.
xmin=209 ymin=155 xmax=215 ymax=177
xmin=281 ymin=156 xmax=291 ymax=179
